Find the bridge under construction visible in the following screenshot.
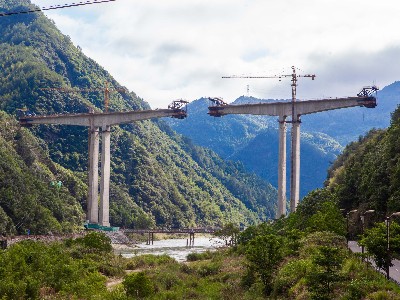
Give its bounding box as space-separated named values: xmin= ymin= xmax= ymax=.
xmin=18 ymin=75 xmax=378 ymax=226
xmin=19 ymin=100 xmax=188 ymax=227
xmin=208 ymin=71 xmax=378 ymax=218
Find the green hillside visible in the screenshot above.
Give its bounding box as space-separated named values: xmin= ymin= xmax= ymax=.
xmin=0 ymin=0 xmax=277 ymax=235
xmin=0 ymin=111 xmax=85 ymax=235
xmin=326 ymin=105 xmax=400 ymax=219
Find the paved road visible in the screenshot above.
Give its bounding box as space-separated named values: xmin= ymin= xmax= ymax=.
xmin=348 ymin=241 xmax=400 ymax=284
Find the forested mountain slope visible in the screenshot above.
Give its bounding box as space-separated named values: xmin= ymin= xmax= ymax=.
xmin=0 ymin=0 xmax=277 ymax=235
xmin=0 ymin=111 xmax=86 ymax=235
xmin=326 ymin=105 xmax=400 ymax=218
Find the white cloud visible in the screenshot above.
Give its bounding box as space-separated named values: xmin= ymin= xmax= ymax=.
xmin=31 ymin=0 xmax=400 ymax=107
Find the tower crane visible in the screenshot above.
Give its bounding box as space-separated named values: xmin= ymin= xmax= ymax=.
xmin=223 ymin=66 xmax=315 ymax=121
xmin=41 ymin=82 xmax=127 ymax=112
xmin=222 ymin=66 xmax=316 ymax=214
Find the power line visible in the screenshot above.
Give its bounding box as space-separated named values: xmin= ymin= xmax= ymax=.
xmin=0 ymin=0 xmax=117 ymax=17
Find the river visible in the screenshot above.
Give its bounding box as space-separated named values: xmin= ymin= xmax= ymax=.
xmin=116 ymin=237 xmax=224 ymax=262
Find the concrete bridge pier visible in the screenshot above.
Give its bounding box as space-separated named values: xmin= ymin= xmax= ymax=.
xmin=87 ymin=124 xmax=111 ymax=227
xmin=277 ymin=115 xmax=287 ymax=218
xmin=87 ymin=126 xmax=100 ymax=223
xmin=100 ymin=125 xmax=111 ymax=227
xmin=19 ymin=106 xmax=189 ymax=227
xmin=290 ymin=118 xmax=301 ymax=212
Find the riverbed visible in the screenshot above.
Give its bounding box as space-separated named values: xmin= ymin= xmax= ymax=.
xmin=115 ymin=237 xmax=224 ymax=262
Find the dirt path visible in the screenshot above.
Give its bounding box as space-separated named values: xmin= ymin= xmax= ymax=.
xmin=106 ymin=270 xmax=138 ymax=290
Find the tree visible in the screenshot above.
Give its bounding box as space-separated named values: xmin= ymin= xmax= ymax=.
xmin=306 ymin=201 xmax=346 ymax=236
xmin=307 ymin=245 xmax=345 ymax=300
xmin=214 ymin=223 xmax=240 ymax=246
xmin=77 ymin=231 xmax=112 ymax=253
xmin=244 ymin=233 xmax=283 ymax=295
xmin=123 ymin=271 xmax=154 ymax=298
xmin=291 ymin=189 xmax=346 ymax=236
xmin=360 ymin=221 xmax=400 ymax=276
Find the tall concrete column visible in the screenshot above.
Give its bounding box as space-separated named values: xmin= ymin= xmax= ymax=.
xmin=99 ymin=125 xmax=111 ymax=227
xmin=290 ymin=118 xmax=301 ymax=212
xmin=277 ymin=115 xmax=287 ymax=218
xmin=88 ymin=126 xmax=100 ymax=223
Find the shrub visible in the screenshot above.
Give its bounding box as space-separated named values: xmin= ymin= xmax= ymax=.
xmin=299 ymin=231 xmax=346 ymax=258
xmin=186 ymin=250 xmax=214 ymax=262
xmin=125 ymin=254 xmax=176 ymax=269
xmin=195 ymin=261 xmax=221 ymax=277
xmin=156 ymin=272 xmax=181 ymax=291
xmin=78 ymin=231 xmax=113 ymax=253
xmin=306 ymin=245 xmax=346 ymax=300
xmin=344 ymin=278 xmax=370 ymax=299
xmin=179 ymin=263 xmax=193 ymax=274
xmin=273 ymin=258 xmax=313 ymax=297
xmin=366 ymin=291 xmax=400 ymax=300
xmin=123 ymin=272 xmax=154 ymax=298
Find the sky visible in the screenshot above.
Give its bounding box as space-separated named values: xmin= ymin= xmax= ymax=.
xmin=30 ymin=0 xmax=400 ymax=108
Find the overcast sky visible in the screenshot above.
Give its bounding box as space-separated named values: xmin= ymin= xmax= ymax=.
xmin=30 ymin=0 xmax=400 ymax=108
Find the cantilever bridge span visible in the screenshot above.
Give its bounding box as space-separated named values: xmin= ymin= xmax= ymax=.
xmin=19 ymin=104 xmax=188 ymax=227
xmin=208 ymin=90 xmax=377 ymax=217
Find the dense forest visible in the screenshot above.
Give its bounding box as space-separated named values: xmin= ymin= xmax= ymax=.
xmin=326 ymin=104 xmax=400 ymax=219
xmin=0 ymin=0 xmax=277 ymax=235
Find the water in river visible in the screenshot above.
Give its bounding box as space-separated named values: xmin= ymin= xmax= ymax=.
xmin=117 ymin=237 xmax=224 ymax=262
